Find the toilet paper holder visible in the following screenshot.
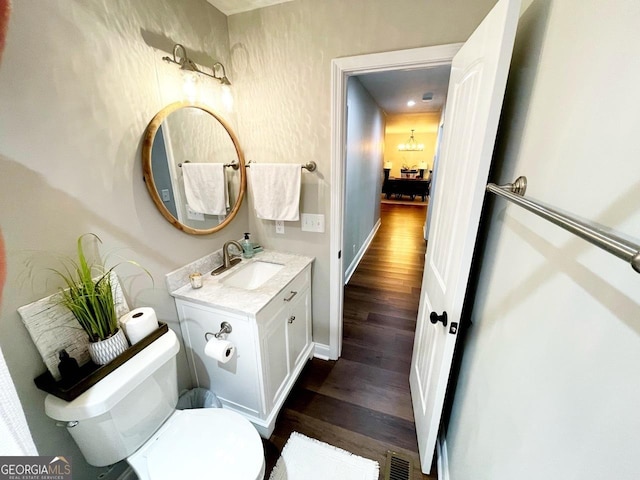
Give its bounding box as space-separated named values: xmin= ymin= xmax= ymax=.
xmin=204 ymin=322 xmax=232 ymax=341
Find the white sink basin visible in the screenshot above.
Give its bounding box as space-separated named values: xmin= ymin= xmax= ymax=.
xmin=222 ymin=261 xmax=284 ymax=290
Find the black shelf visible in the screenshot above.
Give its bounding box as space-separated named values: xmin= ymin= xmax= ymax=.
xmin=34 ymin=323 xmax=169 ymax=402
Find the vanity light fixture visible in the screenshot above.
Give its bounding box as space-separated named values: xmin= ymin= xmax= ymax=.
xmin=397 ymin=129 xmax=424 ymax=151
xmin=163 ymin=44 xmax=232 ymax=85
xmin=212 ymin=62 xmax=232 ymax=86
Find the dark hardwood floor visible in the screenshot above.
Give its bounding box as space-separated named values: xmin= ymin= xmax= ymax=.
xmin=265 ymin=203 xmax=434 ymax=480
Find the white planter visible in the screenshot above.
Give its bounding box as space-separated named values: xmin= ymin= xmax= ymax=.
xmin=88 ymin=329 xmax=129 ymax=365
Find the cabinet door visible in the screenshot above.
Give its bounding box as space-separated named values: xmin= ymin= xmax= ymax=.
xmin=287 ymin=287 xmax=311 ymax=370
xmin=176 ymin=301 xmax=262 ymax=417
xmin=261 ymin=304 xmax=290 ymax=412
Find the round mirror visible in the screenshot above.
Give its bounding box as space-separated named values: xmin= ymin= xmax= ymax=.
xmin=142 ymin=102 xmax=246 ymax=234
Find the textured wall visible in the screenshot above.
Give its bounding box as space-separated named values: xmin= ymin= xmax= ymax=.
xmin=0 ymin=0 xmax=244 ymax=477
xmin=228 ymin=0 xmax=498 ymax=345
xmin=343 ymin=77 xmax=385 ymax=276
xmin=447 ymin=0 xmax=640 ymax=478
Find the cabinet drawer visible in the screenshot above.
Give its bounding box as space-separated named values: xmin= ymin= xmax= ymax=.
xmin=257 ymin=265 xmax=310 ymax=325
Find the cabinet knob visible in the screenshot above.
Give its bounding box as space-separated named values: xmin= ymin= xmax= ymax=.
xmin=288 ymin=315 xmax=296 ymax=324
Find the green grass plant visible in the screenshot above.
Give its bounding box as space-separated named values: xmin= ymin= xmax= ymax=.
xmin=51 ymin=233 xmax=150 ymax=342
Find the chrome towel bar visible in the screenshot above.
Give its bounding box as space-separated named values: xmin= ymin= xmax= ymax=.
xmin=178 ymin=160 xmax=240 ymax=170
xmin=245 ymin=160 xmax=317 ymax=172
xmin=486 ymin=176 xmax=640 ymax=274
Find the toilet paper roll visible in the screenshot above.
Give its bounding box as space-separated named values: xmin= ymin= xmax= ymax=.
xmin=119 ymin=307 xmax=159 ymax=345
xmin=204 ymin=337 xmax=236 ymax=363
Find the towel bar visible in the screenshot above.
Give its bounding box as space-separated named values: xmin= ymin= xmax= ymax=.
xmin=245 ymin=160 xmax=317 ymax=172
xmin=486 ymin=176 xmax=640 ymax=274
xmin=178 ymin=160 xmax=239 ymax=170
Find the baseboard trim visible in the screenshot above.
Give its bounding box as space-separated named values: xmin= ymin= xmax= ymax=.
xmin=344 ymin=218 xmax=381 ymax=285
xmin=436 ymin=435 xmax=450 ymax=480
xmin=313 ymin=342 xmax=331 ymax=360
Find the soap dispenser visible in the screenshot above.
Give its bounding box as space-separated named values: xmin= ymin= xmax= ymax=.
xmin=242 ymin=233 xmax=254 ymax=259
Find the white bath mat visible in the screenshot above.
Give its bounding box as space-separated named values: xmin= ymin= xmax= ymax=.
xmin=269 ymin=432 xmax=379 ymax=480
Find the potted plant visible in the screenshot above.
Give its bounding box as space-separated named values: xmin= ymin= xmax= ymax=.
xmin=52 ymin=233 xmax=151 ymax=365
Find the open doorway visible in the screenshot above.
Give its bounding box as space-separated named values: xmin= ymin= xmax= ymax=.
xmin=328 ymin=43 xmax=462 ymax=360
xmin=342 ymin=65 xmax=450 ymax=285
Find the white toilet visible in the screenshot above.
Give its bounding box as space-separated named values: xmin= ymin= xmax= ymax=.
xmin=44 ymin=329 xmax=265 ymax=479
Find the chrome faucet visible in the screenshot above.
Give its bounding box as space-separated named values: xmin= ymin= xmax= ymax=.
xmin=223 ymin=240 xmax=243 ymax=268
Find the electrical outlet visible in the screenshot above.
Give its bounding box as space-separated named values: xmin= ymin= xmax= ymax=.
xmin=161 ymin=189 xmax=170 ymax=202
xmin=276 ymin=220 xmax=285 ymax=234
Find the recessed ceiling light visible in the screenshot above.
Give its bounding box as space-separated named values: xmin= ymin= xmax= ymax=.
xmin=407 ymin=100 xmax=416 ymax=107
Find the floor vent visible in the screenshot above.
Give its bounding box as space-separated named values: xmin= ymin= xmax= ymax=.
xmin=383 ymin=450 xmax=412 ymax=480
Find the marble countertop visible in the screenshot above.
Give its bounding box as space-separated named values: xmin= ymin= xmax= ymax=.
xmin=170 ymin=250 xmax=314 ymax=316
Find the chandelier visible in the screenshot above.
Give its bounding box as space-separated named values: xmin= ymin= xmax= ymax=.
xmin=397 ymin=129 xmax=424 ymax=151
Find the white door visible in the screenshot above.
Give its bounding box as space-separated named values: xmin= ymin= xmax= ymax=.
xmin=409 ymin=0 xmax=521 ymax=473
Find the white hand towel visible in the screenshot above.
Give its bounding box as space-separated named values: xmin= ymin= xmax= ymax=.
xmin=0 ymin=346 xmax=38 ymax=455
xmin=249 ymin=163 xmax=301 ymax=221
xmin=182 ymin=163 xmax=228 ymax=215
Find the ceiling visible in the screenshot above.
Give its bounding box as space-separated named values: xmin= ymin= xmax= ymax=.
xmin=206 ymin=0 xmax=294 ymax=15
xmin=357 ymin=65 xmax=451 ymax=115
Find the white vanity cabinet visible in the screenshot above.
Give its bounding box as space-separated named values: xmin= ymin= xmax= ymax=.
xmin=174 ymin=261 xmax=313 ymax=438
xmin=257 ymin=269 xmax=311 ymax=414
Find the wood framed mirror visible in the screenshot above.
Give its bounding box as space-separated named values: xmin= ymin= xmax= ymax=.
xmin=142 ymin=102 xmax=246 ymax=235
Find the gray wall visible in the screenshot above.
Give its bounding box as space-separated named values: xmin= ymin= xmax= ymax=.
xmin=343 ymin=77 xmax=385 ymax=279
xmin=0 ymin=0 xmax=247 ymax=477
xmin=447 ymin=0 xmax=640 ymax=478
xmin=151 ymin=126 xmax=179 ymax=218
xmin=228 ymin=0 xmax=498 ymax=346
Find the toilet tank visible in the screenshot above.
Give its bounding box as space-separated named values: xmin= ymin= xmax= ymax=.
xmin=45 ymin=329 xmax=180 ymax=467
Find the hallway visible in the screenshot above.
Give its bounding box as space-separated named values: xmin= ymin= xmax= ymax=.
xmin=267 ymin=203 xmax=432 ymax=479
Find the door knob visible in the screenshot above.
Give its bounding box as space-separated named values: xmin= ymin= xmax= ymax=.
xmin=430 ymin=311 xmax=448 ymax=327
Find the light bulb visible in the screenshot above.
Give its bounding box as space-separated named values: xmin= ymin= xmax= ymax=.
xmin=182 ymin=71 xmax=199 ymax=102
xmin=221 ymin=84 xmax=233 ymax=111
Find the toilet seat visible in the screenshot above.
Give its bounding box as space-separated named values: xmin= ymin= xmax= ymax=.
xmin=128 ymin=408 xmax=265 ymax=480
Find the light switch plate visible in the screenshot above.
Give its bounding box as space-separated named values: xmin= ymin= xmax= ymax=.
xmin=186 ymin=205 xmax=204 ymax=221
xmin=301 ymin=213 xmax=325 ymax=233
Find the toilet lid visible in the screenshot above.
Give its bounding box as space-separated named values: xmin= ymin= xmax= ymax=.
xmin=139 ymin=408 xmax=264 ymax=479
